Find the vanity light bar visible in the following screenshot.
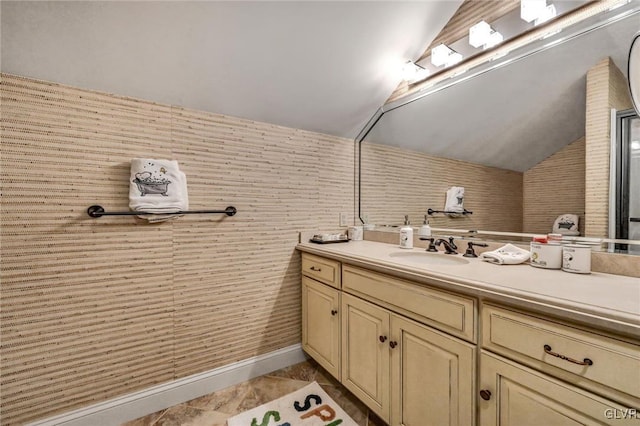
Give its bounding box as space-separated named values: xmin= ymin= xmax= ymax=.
xmin=469 ymin=21 xmax=505 ymax=49
xmin=431 ymin=44 xmax=463 ymax=68
xmin=401 ymin=60 xmax=430 ymax=83
xmin=521 ymin=0 xmax=557 ymax=25
xmin=521 ymin=0 xmax=546 ymax=22
xmin=535 ymin=4 xmax=557 ymax=25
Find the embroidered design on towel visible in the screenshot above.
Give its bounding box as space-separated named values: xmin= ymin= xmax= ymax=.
xmin=132 ymin=162 xmax=172 ymax=196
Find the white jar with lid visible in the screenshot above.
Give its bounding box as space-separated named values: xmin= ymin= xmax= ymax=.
xmin=562 ymin=244 xmax=591 ymax=274
xmin=530 ymin=242 xmax=562 ymax=269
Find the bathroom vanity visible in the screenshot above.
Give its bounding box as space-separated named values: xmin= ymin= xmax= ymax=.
xmin=297 ymin=240 xmax=640 ymax=426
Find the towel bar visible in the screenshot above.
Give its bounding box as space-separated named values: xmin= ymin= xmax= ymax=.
xmin=87 ymin=205 xmax=237 ymax=218
xmin=427 ymin=208 xmax=473 ymax=216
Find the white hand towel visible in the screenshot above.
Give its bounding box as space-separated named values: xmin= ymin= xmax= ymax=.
xmin=129 ymin=159 xmax=189 ymax=222
xmin=445 ymin=186 xmax=465 ymax=216
xmin=480 ymin=243 xmax=530 ymax=265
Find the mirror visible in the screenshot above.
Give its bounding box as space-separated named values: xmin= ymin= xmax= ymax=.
xmin=630 ymin=30 xmax=640 ymax=114
xmin=358 ymin=3 xmax=640 ymax=250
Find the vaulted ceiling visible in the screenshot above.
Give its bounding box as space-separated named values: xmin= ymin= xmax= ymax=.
xmin=0 ymin=1 xmax=464 ymax=139
xmin=4 ymin=1 xmax=633 ymax=173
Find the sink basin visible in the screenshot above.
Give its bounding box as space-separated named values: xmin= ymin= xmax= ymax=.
xmin=388 ymin=251 xmax=470 ymax=266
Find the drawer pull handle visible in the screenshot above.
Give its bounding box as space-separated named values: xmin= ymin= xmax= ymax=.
xmin=309 ymin=266 xmax=322 ymax=272
xmin=479 ymin=390 xmax=492 ymax=401
xmin=543 ymin=344 xmax=593 ymax=366
xmin=331 ymin=309 xmax=338 ymax=316
xmin=379 ymin=335 xmax=388 ymax=343
xmin=389 ymin=341 xmax=398 ymax=349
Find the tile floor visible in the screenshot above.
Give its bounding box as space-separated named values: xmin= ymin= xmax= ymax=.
xmin=122 ymin=359 xmax=387 ymax=426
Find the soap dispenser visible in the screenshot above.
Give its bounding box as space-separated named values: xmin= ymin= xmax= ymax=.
xmin=418 ymin=215 xmax=432 ymax=239
xmin=399 ymin=215 xmax=413 ymax=249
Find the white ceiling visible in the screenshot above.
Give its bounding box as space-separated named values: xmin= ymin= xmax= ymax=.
xmin=0 ymin=0 xmax=463 ymax=139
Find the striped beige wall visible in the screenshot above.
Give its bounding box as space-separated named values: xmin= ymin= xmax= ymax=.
xmin=523 ymin=137 xmax=585 ymax=235
xmin=360 ymin=141 xmax=523 ymax=232
xmin=585 ymin=58 xmax=632 ymax=237
xmin=0 ymin=73 xmax=354 ymax=424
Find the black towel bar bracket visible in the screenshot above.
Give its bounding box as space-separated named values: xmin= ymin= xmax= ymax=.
xmin=427 ymin=208 xmax=473 ymax=216
xmin=87 ymin=205 xmax=237 ymax=218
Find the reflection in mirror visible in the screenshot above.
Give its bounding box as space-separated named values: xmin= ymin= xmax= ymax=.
xmin=358 ymin=3 xmax=640 ymax=253
xmin=614 ymin=110 xmax=640 ymax=254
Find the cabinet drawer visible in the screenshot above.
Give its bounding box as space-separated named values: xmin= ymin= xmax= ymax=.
xmin=302 ymin=253 xmax=341 ymax=288
xmin=482 ymin=304 xmax=640 ymax=405
xmin=342 ymin=265 xmax=476 ymax=342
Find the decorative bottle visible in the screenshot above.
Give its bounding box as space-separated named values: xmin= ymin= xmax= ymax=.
xmin=399 ymin=215 xmax=413 ymax=249
xmin=418 ymin=215 xmax=432 ymax=238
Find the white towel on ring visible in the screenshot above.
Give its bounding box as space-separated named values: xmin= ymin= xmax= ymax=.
xmin=129 ymin=159 xmax=189 ymax=222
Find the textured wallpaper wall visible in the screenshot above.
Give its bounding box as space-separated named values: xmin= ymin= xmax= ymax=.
xmin=523 ymin=137 xmax=586 ymax=235
xmin=0 ymin=73 xmax=354 ymax=424
xmin=360 ymin=141 xmax=523 ymax=232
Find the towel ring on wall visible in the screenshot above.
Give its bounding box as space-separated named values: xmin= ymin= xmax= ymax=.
xmin=427 ymin=208 xmax=473 ymax=216
xmin=87 ymin=205 xmax=237 ymax=218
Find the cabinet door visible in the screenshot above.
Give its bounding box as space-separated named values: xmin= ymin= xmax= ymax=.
xmin=390 ymin=315 xmax=475 ymax=426
xmin=302 ymin=277 xmax=341 ymax=380
xmin=479 ymin=352 xmax=635 ymax=426
xmin=341 ymin=293 xmax=391 ymax=423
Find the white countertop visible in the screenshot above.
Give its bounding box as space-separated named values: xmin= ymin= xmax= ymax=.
xmin=297 ymin=240 xmax=640 ymax=338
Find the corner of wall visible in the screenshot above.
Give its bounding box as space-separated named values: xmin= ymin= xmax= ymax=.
xmin=584 ymin=57 xmax=631 ymax=237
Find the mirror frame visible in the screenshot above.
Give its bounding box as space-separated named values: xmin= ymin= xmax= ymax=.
xmin=355 ymin=2 xmax=640 ymax=249
xmin=629 ymin=30 xmax=640 ymax=114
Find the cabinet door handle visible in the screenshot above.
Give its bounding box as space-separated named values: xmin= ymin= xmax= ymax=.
xmin=479 ymin=389 xmax=492 ymax=401
xmin=389 ymin=341 xmax=398 ymax=349
xmin=309 ymin=266 xmax=322 ymax=272
xmin=379 ymin=335 xmax=388 ymax=343
xmin=331 ymin=309 xmax=338 ymax=316
xmin=543 ymin=344 xmax=593 ymax=366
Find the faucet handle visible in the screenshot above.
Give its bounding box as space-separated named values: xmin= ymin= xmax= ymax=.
xmin=463 ymin=241 xmax=489 ymax=258
xmin=426 ymin=238 xmax=438 ymax=252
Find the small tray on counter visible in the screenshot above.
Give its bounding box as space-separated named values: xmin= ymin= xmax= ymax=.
xmin=309 ymin=234 xmax=350 ymax=244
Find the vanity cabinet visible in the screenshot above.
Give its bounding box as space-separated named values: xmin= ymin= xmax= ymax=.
xmin=299 ymin=249 xmax=639 ymax=426
xmin=479 ymin=352 xmax=636 ymax=426
xmin=341 ymin=292 xmax=476 ymax=426
xmin=479 ymin=304 xmax=640 ymax=426
xmin=301 ymin=252 xmax=341 ymax=288
xmin=481 ymin=304 xmax=640 ymax=408
xmin=301 ymin=253 xmax=342 ymax=380
xmin=301 ymin=256 xmax=477 ymax=426
xmin=341 ymin=293 xmax=391 ymax=421
xmin=389 ymin=314 xmax=475 ymax=426
xmin=302 ymin=276 xmax=341 ymax=379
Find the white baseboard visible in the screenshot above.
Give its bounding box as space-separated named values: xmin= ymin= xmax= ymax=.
xmin=28 ymin=344 xmax=307 ymax=426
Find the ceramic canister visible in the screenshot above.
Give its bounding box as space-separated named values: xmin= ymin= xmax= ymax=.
xmin=529 ymin=242 xmax=563 ymax=269
xmin=562 ymin=244 xmax=591 ymax=274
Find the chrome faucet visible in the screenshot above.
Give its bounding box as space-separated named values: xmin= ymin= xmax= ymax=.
xmin=435 ymin=237 xmax=458 ymax=254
